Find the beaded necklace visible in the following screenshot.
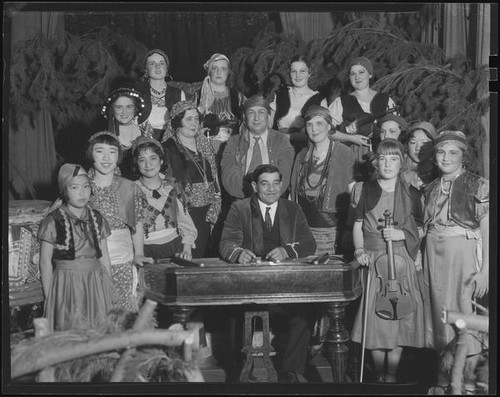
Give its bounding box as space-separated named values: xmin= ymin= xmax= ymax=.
xmin=140 ymin=177 xmax=163 ymax=199
xmin=150 ymin=85 xmax=166 ymax=97
xmin=305 ymin=139 xmax=332 ymax=190
xmin=176 ymin=136 xmax=210 ymax=189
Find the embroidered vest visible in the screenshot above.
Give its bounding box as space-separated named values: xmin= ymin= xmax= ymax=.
xmin=51 ymin=207 xmax=104 ymax=260
xmin=424 ymin=171 xmax=486 ymax=230
xmin=142 ymin=184 xmax=181 ymax=239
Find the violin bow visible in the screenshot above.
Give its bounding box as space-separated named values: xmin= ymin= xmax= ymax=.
xmin=360 ymin=265 xmax=372 ymax=382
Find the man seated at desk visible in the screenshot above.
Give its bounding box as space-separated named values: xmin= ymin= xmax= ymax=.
xmin=219 ymin=164 xmax=317 ymax=382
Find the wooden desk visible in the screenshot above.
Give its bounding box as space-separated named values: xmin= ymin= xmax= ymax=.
xmin=142 ymin=256 xmax=362 ymax=383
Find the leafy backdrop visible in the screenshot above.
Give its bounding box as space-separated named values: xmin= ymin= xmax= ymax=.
xmin=9 ymin=18 xmax=489 ymax=174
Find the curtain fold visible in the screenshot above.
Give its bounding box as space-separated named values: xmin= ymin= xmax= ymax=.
xmin=280 ymin=12 xmax=333 ymax=44
xmin=476 ymin=4 xmax=491 ymax=179
xmin=421 ymin=4 xmax=441 ymax=46
xmin=9 ymin=11 xmax=64 ymax=200
xmin=442 ymin=3 xmax=470 ymax=59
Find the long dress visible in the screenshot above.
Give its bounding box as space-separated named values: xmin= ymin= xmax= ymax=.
xmin=136 ymin=178 xmax=197 ymax=259
xmin=38 ymin=205 xmax=113 ymax=331
xmin=89 ymin=174 xmax=147 ymax=312
xmin=350 ymin=182 xmax=425 ymax=349
xmin=423 ymin=172 xmax=489 ymax=355
xmin=162 ymin=136 xmax=221 ymax=258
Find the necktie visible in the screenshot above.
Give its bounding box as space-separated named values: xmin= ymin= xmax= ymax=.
xmin=248 ymin=136 xmax=262 ymax=173
xmin=265 ymin=206 xmax=272 ymax=231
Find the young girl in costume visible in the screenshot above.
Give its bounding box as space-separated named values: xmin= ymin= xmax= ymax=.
xmin=38 ymin=164 xmax=114 ymax=331
xmin=131 ymin=136 xmax=197 ymax=259
xmin=350 ymin=139 xmax=425 ymax=382
xmin=422 ymin=130 xmax=489 ymax=391
xmin=86 ymin=131 xmax=153 ymax=312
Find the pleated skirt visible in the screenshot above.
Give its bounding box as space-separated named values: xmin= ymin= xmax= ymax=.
xmin=44 ymin=258 xmax=113 ymax=331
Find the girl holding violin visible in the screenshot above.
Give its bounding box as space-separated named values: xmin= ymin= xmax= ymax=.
xmin=350 ymin=139 xmax=425 ymax=383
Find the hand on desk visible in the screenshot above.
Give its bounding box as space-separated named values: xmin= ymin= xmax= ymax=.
xmin=238 ymin=249 xmax=257 ymax=264
xmin=264 ymin=247 xmax=289 ymax=263
xmin=134 ymin=255 xmax=154 ymax=267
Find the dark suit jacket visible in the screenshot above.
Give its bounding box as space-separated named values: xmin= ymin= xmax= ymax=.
xmin=219 ymin=195 xmax=317 ymax=262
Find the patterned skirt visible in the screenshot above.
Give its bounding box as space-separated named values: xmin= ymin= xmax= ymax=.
xmin=110 ymin=259 xmax=141 ymax=313
xmin=310 ymin=226 xmax=338 ymax=255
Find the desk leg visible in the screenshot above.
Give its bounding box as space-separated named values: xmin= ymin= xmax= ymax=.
xmin=323 ymin=302 xmax=350 ymax=383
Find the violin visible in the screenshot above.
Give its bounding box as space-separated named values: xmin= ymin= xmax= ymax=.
xmin=374 ymin=210 xmax=414 ymax=320
xmin=336 ymin=106 xmax=398 ymax=137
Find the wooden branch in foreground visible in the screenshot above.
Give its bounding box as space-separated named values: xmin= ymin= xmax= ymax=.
xmin=11 ymin=328 xmax=199 ymax=379
xmin=441 ymin=308 xmax=489 ymax=332
xmin=450 ymin=319 xmax=468 ymax=395
xmin=34 ymin=318 xmax=55 ymax=382
xmin=110 ymin=299 xmax=157 ymax=382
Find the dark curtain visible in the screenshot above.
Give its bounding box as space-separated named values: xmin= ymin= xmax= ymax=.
xmin=8 ymin=11 xmax=64 ymax=201
xmin=65 ymin=12 xmax=273 ymax=83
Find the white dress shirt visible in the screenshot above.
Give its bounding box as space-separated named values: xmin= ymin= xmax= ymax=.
xmin=245 ymin=129 xmax=270 ymax=173
xmin=257 ymin=199 xmax=278 ymax=226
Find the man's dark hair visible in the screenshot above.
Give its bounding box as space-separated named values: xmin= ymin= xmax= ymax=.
xmin=252 ymin=164 xmax=282 ymax=183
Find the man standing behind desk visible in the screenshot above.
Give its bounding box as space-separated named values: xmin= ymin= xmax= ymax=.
xmin=220 ymin=95 xmax=295 ymax=200
xmin=220 ymin=164 xmax=317 ymax=382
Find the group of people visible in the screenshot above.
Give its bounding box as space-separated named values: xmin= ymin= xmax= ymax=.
xmin=37 ymin=49 xmax=489 ymax=387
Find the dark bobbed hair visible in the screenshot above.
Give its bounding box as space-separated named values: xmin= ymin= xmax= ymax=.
xmin=131 ymin=141 xmax=165 ymax=175
xmin=85 ymin=131 xmax=123 ymax=167
xmin=252 ymin=164 xmax=282 ymax=183
xmin=403 ymin=126 xmax=435 ymax=147
xmin=288 ymin=54 xmax=313 ymax=71
xmin=171 ymin=108 xmax=201 ymax=131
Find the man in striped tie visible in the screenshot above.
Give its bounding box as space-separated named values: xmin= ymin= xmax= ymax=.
xmin=221 ymin=95 xmax=295 ymax=200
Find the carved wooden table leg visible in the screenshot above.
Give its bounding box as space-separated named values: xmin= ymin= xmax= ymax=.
xmin=172 ymin=306 xmax=195 ymax=329
xmin=323 ymin=302 xmax=350 ymax=383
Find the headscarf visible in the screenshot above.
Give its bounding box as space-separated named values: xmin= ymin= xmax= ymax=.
xmin=198 ymin=53 xmax=231 ymax=115
xmin=58 ymin=163 xmax=89 ymax=194
xmin=378 ymin=114 xmax=408 ymax=131
xmin=243 ymin=95 xmax=270 ymax=113
xmin=304 ymin=105 xmax=333 ymax=126
xmin=348 ymin=56 xmax=374 ymax=76
xmin=131 ymin=135 xmax=164 ymax=154
xmin=408 ymin=121 xmax=437 ymax=140
xmin=171 ymin=100 xmax=198 ymax=121
xmin=143 ymin=49 xmax=171 ymax=77
xmin=434 ymin=130 xmax=468 ymax=151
